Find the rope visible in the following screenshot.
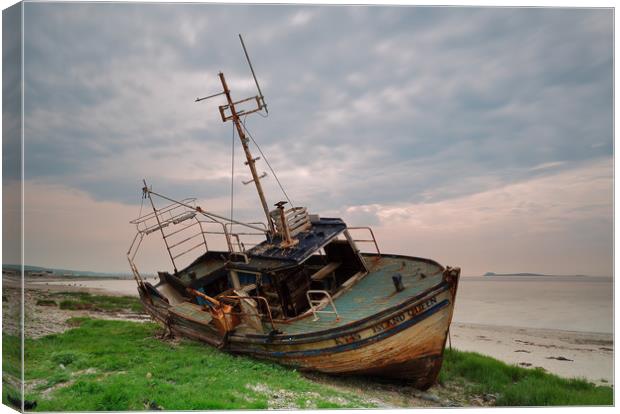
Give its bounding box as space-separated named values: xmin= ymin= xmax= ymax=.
xmin=240 ymin=118 xmax=295 ymax=208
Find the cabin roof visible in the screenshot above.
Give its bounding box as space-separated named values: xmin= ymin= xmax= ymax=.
xmin=230 ymin=217 xmax=346 ymax=272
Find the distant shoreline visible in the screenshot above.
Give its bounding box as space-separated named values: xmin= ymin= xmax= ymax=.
xmin=2 ymin=264 xmax=132 ymax=278
xmin=482 ymin=272 xmax=596 ymax=277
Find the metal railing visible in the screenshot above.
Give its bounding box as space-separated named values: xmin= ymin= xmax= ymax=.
xmin=224 ymin=222 xmax=268 ymax=253
xmin=127 ymin=192 xmax=269 ymax=282
xmin=306 ymin=290 xmax=340 ymax=321
xmin=347 ymin=226 xmax=381 ymax=256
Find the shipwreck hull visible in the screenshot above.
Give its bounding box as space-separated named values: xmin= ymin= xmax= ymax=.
xmin=137 ymin=268 xmax=458 ymax=390
xmin=230 ymin=280 xmax=456 ymax=389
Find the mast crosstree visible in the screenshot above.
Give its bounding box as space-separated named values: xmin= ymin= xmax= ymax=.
xmin=195 ymin=34 xmax=275 ymax=237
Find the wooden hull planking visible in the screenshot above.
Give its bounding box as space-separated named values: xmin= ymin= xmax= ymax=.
xmin=137 ymin=268 xmax=459 ymax=390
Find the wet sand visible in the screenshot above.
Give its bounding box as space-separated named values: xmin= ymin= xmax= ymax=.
xmin=29 ymin=275 xmax=614 ymax=385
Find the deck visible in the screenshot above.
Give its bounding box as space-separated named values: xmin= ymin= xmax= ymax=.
xmin=273 ymin=255 xmax=444 ymax=335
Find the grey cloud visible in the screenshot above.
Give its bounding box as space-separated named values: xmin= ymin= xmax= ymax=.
xmin=21 ymin=4 xmax=612 ymax=216
xmin=3 ymin=3 xmax=22 ymax=181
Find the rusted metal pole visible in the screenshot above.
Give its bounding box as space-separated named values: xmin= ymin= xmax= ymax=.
xmin=218 ymin=72 xmax=275 ymax=236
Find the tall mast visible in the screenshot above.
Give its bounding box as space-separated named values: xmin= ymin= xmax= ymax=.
xmin=217 ymin=72 xmax=275 ymax=236
xmin=195 ymin=35 xmax=276 ymax=237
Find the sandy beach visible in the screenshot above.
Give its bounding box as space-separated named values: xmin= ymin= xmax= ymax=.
xmin=27 ymin=274 xmax=614 ymax=386
xmin=452 ymin=275 xmax=613 ymax=386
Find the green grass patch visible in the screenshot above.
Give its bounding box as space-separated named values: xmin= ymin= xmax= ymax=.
xmin=2 ymin=334 xmax=22 ymax=379
xmin=51 ymin=292 xmax=143 ymax=313
xmin=439 ymin=348 xmax=613 ymax=406
xmin=2 ymin=334 xmax=23 ymax=409
xmin=18 ymin=318 xmax=370 ymax=411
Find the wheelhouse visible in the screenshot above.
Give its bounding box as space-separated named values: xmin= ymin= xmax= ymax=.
xmin=128 ymin=189 xmax=379 ymax=330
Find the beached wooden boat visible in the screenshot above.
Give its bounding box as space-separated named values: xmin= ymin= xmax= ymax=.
xmin=127 ymin=37 xmax=460 ymax=390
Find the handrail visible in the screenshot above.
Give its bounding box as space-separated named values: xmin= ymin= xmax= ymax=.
xmin=148 ymin=189 xmax=268 ymax=233
xmin=129 ymin=189 xmax=272 ymax=277
xmin=347 ymin=226 xmax=381 ymax=256
xmin=131 ymin=198 xmax=197 ymax=225
xmin=306 ymin=290 xmax=340 ymax=322
xmin=172 ymin=241 xmax=205 ymax=260
xmin=167 ymin=231 xmax=205 ymax=250
xmin=224 ymin=222 xmax=267 ymax=254
xmin=163 ymin=219 xmax=202 ymax=239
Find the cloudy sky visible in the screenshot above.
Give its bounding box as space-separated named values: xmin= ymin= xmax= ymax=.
xmin=2 ymin=3 xmax=613 ymax=276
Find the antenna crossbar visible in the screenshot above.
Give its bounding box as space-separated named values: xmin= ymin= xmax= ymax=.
xmin=195 ymin=91 xmax=226 ymax=102
xmin=218 ymin=95 xmax=264 ymax=122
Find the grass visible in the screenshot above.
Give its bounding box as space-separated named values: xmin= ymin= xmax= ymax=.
xmin=3 ymin=306 xmax=613 ymax=409
xmin=439 ymin=348 xmax=613 ymax=406
xmin=14 ymin=318 xmax=371 ymax=411
xmin=2 ymin=334 xmax=21 ymax=379
xmin=2 ymin=333 xmax=23 ymax=409
xmin=51 ymin=292 xmax=143 ymax=313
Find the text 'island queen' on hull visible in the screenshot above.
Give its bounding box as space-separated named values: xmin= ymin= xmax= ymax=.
xmin=128 ymin=36 xmax=460 ymax=390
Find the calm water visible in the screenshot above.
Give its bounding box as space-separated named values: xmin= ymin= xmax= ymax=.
xmin=453 ymin=275 xmax=613 ymax=333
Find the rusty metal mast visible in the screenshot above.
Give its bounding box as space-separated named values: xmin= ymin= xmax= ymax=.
xmin=196 ymin=35 xmax=275 ymax=237
xmin=217 ymin=72 xmax=274 ymax=236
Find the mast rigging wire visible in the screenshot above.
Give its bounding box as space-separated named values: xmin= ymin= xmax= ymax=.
xmin=239 ymin=118 xmax=295 ymax=208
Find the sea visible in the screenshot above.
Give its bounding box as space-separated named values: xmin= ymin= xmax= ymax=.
xmin=452 ymin=275 xmax=613 ymax=334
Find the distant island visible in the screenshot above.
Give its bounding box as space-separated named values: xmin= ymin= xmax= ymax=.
xmin=483 ymin=272 xmax=588 ymax=277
